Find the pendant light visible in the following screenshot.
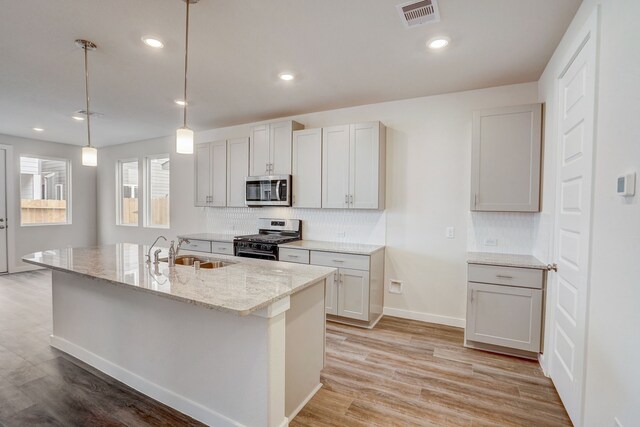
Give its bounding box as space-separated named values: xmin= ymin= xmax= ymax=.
xmin=76 ymin=39 xmax=98 ymax=167
xmin=176 ymin=0 xmax=199 ymax=154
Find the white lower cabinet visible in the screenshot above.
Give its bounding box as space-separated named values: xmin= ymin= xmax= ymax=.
xmin=465 ymin=263 xmax=545 ymax=356
xmin=211 ymin=242 xmax=233 ymax=256
xmin=337 ymin=268 xmax=370 ymax=321
xmin=280 ymin=247 xmax=384 ymax=327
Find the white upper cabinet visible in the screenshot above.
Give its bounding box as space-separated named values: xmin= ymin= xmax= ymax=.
xmin=322 ymin=125 xmax=351 ymax=208
xmin=292 ymin=128 xmax=322 ymax=208
xmin=249 ymin=121 xmax=304 ymax=176
xmin=227 ymin=137 xmax=249 ymax=207
xmin=210 ymin=140 xmax=227 ymax=207
xmin=194 ymin=143 xmax=211 ymax=207
xmin=195 ymin=138 xmax=249 ymax=208
xmin=322 ymin=122 xmax=386 ymax=210
xmin=471 ymin=103 xmax=542 ymax=212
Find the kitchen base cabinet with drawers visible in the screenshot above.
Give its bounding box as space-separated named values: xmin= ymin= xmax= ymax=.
xmin=464 ymin=260 xmax=547 ymax=360
xmin=178 ymin=236 xmax=234 ymax=256
xmin=279 ymin=245 xmax=384 ymax=329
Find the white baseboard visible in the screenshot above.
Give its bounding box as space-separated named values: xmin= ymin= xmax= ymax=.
xmin=287 ymin=383 xmax=322 ymax=422
xmin=383 ymin=307 xmax=465 ymax=328
xmin=50 ymin=335 xmax=244 ymax=427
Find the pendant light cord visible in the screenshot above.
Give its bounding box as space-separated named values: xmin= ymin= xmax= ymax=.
xmin=183 ymin=0 xmax=190 ymax=128
xmin=83 ymin=42 xmax=92 ymax=148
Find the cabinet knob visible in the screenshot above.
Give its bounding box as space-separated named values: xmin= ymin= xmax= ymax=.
xmin=547 ymin=263 xmax=558 ymax=272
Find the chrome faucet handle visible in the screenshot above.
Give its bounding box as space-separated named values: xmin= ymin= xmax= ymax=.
xmin=153 ymin=248 xmax=162 ymax=265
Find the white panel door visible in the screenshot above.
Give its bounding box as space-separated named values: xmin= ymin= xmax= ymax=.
xmin=194 ymin=143 xmax=211 ymax=206
xmin=337 ymin=268 xmax=370 ymax=321
xmin=0 ymin=149 xmax=7 ymax=273
xmin=270 ymin=121 xmax=293 ymax=175
xmin=325 ymin=272 xmax=338 ymax=316
xmin=249 ymin=124 xmax=270 ymax=176
xmin=227 ymin=137 xmax=249 ymax=207
xmin=292 ymin=128 xmax=322 ymax=208
xmin=210 ymin=140 xmax=227 ymax=207
xmin=350 ymin=122 xmax=380 ymax=209
xmin=466 ymin=282 xmax=542 ymax=352
xmin=550 ymin=19 xmax=597 ymax=426
xmin=322 ymin=125 xmax=350 ymax=209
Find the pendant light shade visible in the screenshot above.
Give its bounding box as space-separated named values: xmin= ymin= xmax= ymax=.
xmin=176 ymin=126 xmax=194 ymax=154
xmin=76 ymin=39 xmax=98 ymax=167
xmin=82 ymin=146 xmax=98 ymax=167
xmin=176 ymin=0 xmax=198 ymax=154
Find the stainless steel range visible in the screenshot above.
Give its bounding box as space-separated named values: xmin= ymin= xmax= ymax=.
xmin=233 ymin=218 xmax=302 ymax=261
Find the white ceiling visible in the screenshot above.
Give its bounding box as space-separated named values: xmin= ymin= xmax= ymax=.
xmin=0 ymin=0 xmax=581 ymax=147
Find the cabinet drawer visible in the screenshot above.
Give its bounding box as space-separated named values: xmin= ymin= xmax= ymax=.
xmin=279 ymin=248 xmax=310 ymax=264
xmin=310 ymin=251 xmax=369 ymax=271
xmin=182 ymin=239 xmax=212 ymax=253
xmin=468 ymin=264 xmax=543 ymax=289
xmin=211 ymin=242 xmax=233 ymax=255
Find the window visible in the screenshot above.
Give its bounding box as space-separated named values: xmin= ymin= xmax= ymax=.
xmin=20 ymin=156 xmax=71 ymax=225
xmin=145 ymin=155 xmax=170 ymax=228
xmin=117 ymin=160 xmax=139 ymax=226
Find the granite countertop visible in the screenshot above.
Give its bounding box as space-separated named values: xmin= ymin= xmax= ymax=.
xmin=178 ymin=233 xmax=237 ymax=242
xmin=467 ymin=252 xmax=547 ymax=270
xmin=22 ymin=244 xmax=335 ymax=316
xmin=279 ymin=240 xmax=385 ymax=256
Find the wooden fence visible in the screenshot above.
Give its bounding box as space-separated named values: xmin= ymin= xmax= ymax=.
xmin=122 ymin=197 xmax=169 ymax=226
xmin=21 ymin=199 xmax=67 ymax=224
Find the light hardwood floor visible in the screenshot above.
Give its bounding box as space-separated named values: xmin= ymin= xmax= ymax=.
xmin=292 ymin=318 xmax=571 ymax=426
xmin=0 ymin=270 xmax=570 ymax=426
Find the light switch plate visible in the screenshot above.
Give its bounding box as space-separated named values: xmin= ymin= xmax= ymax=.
xmin=446 ymin=227 xmax=455 ymax=239
xmin=484 ymin=238 xmax=498 ymax=246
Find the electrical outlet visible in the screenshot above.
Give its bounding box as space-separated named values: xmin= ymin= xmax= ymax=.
xmin=336 ymin=231 xmax=346 ymax=238
xmin=484 ymin=238 xmax=498 ymax=246
xmin=446 ymin=227 xmax=455 ymax=239
xmin=389 ymin=280 xmax=403 ymax=294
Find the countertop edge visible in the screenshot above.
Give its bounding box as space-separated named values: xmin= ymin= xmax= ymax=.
xmin=22 ymin=257 xmax=335 ymax=316
xmin=279 ymin=241 xmax=385 ymax=256
xmin=466 ymin=252 xmax=547 ymax=270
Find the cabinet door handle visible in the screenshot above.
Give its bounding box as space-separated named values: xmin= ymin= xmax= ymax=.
xmin=332 ymin=259 xmax=345 ymax=263
xmin=496 ymin=274 xmax=513 ymax=279
xmin=345 ymin=194 xmax=348 ymax=205
xmin=349 ymin=194 xmax=353 ymax=205
xmin=470 ymin=290 xmax=475 ymax=303
xmin=288 ymin=255 xmax=299 ymax=258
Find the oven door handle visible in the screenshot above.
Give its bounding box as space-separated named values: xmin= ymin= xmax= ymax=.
xmin=236 ymin=250 xmax=278 ymax=260
xmin=275 ymin=180 xmax=281 ymax=201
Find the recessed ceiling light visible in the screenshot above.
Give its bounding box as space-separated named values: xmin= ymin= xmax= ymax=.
xmin=279 ymin=72 xmax=295 ymax=81
xmin=72 ymin=115 xmax=85 ymax=121
xmin=142 ymin=37 xmax=164 ymax=49
xmin=427 ymin=36 xmax=451 ymax=50
xmin=33 ymin=127 xmax=44 ymax=132
xmin=174 ymin=99 xmax=188 ymax=106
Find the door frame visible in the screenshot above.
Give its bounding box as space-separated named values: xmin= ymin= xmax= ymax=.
xmin=544 ymin=7 xmax=599 ymax=426
xmin=0 ymin=144 xmax=16 ymax=273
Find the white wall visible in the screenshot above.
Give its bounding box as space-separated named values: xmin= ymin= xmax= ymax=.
xmin=537 ymin=0 xmax=640 ymax=425
xmin=0 ymin=134 xmax=97 ymax=272
xmin=98 ymin=82 xmax=539 ymax=328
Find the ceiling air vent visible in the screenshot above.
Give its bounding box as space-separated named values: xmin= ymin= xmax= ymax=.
xmin=397 ymin=0 xmax=440 ymax=28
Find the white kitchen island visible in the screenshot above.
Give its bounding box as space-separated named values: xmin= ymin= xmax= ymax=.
xmin=23 ymin=244 xmax=335 ymax=427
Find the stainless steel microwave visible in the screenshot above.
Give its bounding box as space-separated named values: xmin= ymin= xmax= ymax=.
xmin=245 ymin=175 xmax=291 ymax=207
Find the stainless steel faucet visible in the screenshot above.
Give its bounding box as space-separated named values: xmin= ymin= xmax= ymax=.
xmin=168 ymin=241 xmax=176 ymax=267
xmin=176 ymin=237 xmax=190 ymax=257
xmin=147 ymin=235 xmax=167 ymax=264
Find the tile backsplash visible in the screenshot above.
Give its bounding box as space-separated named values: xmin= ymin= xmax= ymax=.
xmin=467 ymin=212 xmax=536 ymax=254
xmin=205 ymin=207 xmax=386 ymax=244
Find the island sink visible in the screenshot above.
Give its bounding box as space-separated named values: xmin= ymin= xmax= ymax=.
xmin=158 ymin=254 xmax=235 ymax=269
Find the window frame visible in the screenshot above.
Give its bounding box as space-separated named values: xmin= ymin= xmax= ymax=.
xmin=19 ymin=155 xmax=72 ymax=227
xmin=143 ymin=154 xmax=170 ymax=229
xmin=116 ymin=158 xmax=140 ymax=227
